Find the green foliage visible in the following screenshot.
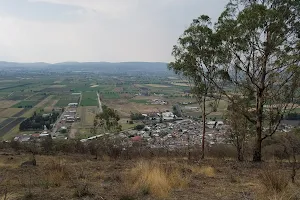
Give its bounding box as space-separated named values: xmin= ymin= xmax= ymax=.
xmin=93 ymin=105 xmax=122 ymax=134
xmin=134 ymin=124 xmax=145 ymax=131
xmin=12 ymin=101 xmax=38 ymax=108
xmin=81 ymin=92 xmax=98 ymax=106
xmin=170 ymin=0 xmax=300 ymax=162
xmin=130 ymin=112 xmax=146 ymax=120
xmin=19 ymin=111 xmax=59 ymax=131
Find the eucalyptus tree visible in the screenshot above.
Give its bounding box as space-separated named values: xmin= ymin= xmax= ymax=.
xmin=170 ymin=0 xmax=300 ymax=162
xmin=215 ymin=0 xmax=300 ymax=161
xmin=169 ymin=15 xmax=221 ymax=159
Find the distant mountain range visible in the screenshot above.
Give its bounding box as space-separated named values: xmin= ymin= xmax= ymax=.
xmin=0 ymin=61 xmax=171 ymax=74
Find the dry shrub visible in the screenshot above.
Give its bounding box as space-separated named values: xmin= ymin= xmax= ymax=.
xmin=207 ymin=144 xmax=237 ymax=159
xmin=42 ymin=159 xmax=70 ymax=187
xmin=265 ymin=191 xmax=300 ymax=200
xmin=189 ymin=165 xmax=216 ymax=177
xmin=260 ymin=167 xmax=289 ymax=193
xmin=124 ymin=160 xmax=190 ymax=199
xmin=73 ymin=181 xmax=93 ymax=198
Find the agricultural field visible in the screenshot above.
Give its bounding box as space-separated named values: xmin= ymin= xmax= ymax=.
xmin=26 ymin=93 xmax=47 ymax=101
xmin=12 ymin=101 xmax=38 ymax=108
xmin=48 ymin=84 xmax=66 ymax=88
xmin=129 ymin=99 xmax=150 ymax=104
xmin=182 ymin=100 xmax=229 ymax=120
xmin=0 ymin=71 xmax=218 ymax=139
xmin=0 ymin=108 xmax=24 ymax=118
xmin=6 ymin=92 xmax=33 ymax=101
xmin=77 ymin=106 xmax=98 ymax=126
xmin=100 ymin=92 xmax=120 ymax=99
xmin=0 ymin=100 xmax=19 ymax=108
xmin=145 ymin=84 xmax=171 ymax=88
xmin=55 ymin=94 xmax=80 ymax=107
xmin=0 ymin=117 xmax=25 ymax=137
xmin=81 ymin=92 xmax=98 ymax=106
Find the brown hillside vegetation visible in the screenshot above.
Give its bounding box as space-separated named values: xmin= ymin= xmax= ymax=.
xmin=0 ymin=151 xmax=300 ymax=200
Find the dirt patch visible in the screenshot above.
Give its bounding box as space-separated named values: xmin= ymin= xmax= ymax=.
xmin=104 ymin=99 xmax=170 ymax=118
xmin=114 ymin=87 xmax=123 ymax=92
xmin=44 ymin=99 xmax=59 ymax=112
xmin=171 ymin=82 xmax=190 ymax=87
xmin=78 ymin=106 xmax=97 ymax=126
xmin=0 ymin=100 xmax=19 ymax=108
xmin=0 ymin=108 xmax=23 ymax=118
xmin=48 ymin=85 xmax=66 ymax=88
xmin=146 ymin=84 xmax=171 ymax=88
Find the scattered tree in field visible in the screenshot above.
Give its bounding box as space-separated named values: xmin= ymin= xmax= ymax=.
xmin=170 ymin=0 xmax=300 ymax=162
xmin=169 ymin=15 xmax=221 ymax=159
xmin=91 ymin=105 xmax=122 ymax=159
xmin=92 ymin=105 xmax=122 ymax=134
xmin=130 ymin=112 xmax=146 ymax=120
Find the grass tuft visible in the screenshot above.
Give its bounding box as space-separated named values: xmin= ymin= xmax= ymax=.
xmin=42 ymin=159 xmax=70 ymax=187
xmin=124 ymin=160 xmax=190 ymax=199
xmin=260 ymin=167 xmax=289 ymax=193
xmin=189 ymin=165 xmax=216 ymax=177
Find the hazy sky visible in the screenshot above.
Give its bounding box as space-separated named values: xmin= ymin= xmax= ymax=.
xmin=0 ymin=0 xmax=228 ymax=63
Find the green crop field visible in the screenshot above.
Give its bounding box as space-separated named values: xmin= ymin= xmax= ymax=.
xmin=101 ymin=93 xmax=120 ymax=99
xmin=12 ymin=101 xmax=38 ymax=108
xmin=81 ymin=92 xmax=98 ymax=106
xmin=55 ymin=94 xmax=80 ymax=107
xmin=129 ymin=99 xmax=149 ymax=104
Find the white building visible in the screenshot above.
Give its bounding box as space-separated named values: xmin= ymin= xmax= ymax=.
xmin=68 ymin=103 xmax=78 ymax=107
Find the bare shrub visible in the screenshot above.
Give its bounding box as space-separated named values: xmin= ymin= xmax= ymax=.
xmin=68 ymin=165 xmax=94 ymax=198
xmin=73 ymin=182 xmax=93 ymax=198
xmin=42 ymin=158 xmax=70 ymax=187
xmin=260 ymin=167 xmax=289 ymax=193
xmin=207 ymin=144 xmax=237 ymax=159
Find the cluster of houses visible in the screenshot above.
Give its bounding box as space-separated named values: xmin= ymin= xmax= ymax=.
xmin=79 ymin=118 xmax=228 ymax=151
xmin=151 ymin=99 xmax=168 ymax=105
xmin=13 ymin=102 xmax=80 ymax=142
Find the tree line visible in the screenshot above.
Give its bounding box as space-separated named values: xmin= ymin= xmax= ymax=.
xmin=19 ymin=111 xmax=60 ymax=131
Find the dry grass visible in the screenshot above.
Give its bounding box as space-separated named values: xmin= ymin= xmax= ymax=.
xmin=1 ymin=152 xmax=299 ymax=200
xmin=41 ymin=159 xmax=70 ymax=187
xmin=145 ymin=84 xmax=171 ymax=88
xmin=170 ymin=82 xmax=190 ymax=87
xmin=0 ymin=100 xmax=19 ymax=108
xmin=78 ymin=106 xmax=97 ymax=126
xmin=48 ymin=85 xmax=66 ymax=88
xmin=123 ymin=160 xmax=190 ymax=199
xmin=0 ymin=108 xmax=23 ymax=117
xmin=260 ymin=167 xmax=289 ymax=193
xmin=189 ymin=165 xmax=216 ymax=177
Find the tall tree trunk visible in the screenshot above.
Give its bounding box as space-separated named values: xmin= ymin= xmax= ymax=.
xmin=201 ymin=97 xmax=206 ymax=159
xmin=236 ymin=136 xmax=244 ymax=161
xmin=253 ymin=90 xmax=263 ymax=162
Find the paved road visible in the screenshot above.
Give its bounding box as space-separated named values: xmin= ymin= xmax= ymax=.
xmin=51 ymin=109 xmax=66 ymax=137
xmin=97 ymin=92 xmax=103 ymax=113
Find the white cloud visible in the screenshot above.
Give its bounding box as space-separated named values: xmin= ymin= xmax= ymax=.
xmin=0 ymin=12 xmax=174 ymax=63
xmin=28 ymin=0 xmax=139 ymax=18
xmin=0 ymin=0 xmax=228 ymax=63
